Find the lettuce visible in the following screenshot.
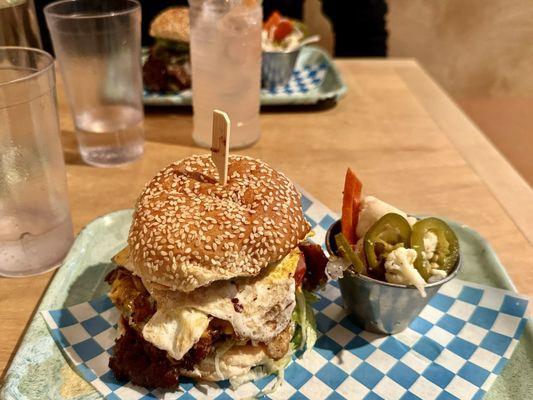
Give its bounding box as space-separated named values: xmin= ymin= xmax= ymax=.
xmin=292 ymin=288 xmax=318 ymax=357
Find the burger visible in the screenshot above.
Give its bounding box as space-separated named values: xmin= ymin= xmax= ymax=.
xmin=105 ymin=154 xmax=328 ymax=389
xmin=142 ymin=7 xmax=191 ymax=92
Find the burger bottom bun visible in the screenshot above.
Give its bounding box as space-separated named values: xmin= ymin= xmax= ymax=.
xmin=180 ymin=343 xmax=277 ymax=382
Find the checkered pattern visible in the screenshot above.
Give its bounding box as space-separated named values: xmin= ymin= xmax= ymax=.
xmin=42 ymin=190 xmax=530 ymax=400
xmin=143 ymin=63 xmax=328 ymax=105
xmin=263 ymin=63 xmax=328 ymax=95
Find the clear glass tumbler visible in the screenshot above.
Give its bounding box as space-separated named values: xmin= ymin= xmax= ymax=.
xmin=0 ymin=0 xmax=42 ymax=48
xmin=0 ymin=47 xmax=73 ymax=277
xmin=189 ymin=0 xmax=262 ymax=149
xmin=45 ymin=0 xmax=144 ymax=167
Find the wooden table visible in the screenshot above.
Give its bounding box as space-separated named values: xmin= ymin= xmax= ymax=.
xmin=1 ymin=59 xmax=532 ymax=379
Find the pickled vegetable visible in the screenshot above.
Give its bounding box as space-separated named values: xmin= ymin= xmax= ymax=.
xmin=363 ymin=213 xmax=412 ymax=278
xmin=334 ymin=232 xmax=366 ymax=274
xmin=411 ymin=217 xmax=459 ymax=280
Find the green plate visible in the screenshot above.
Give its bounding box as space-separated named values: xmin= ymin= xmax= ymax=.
xmin=0 ymin=210 xmax=530 ymax=399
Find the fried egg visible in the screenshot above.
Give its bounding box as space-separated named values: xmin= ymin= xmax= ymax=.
xmin=137 ymin=248 xmax=302 ymax=360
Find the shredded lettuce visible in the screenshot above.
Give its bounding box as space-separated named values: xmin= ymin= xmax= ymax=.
xmin=293 ymin=288 xmax=318 ymax=358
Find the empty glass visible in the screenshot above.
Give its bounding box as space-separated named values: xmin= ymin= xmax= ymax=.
xmin=0 ymin=47 xmax=73 ymax=277
xmin=0 ymin=0 xmax=42 ymax=48
xmin=45 ymin=0 xmax=144 ymax=167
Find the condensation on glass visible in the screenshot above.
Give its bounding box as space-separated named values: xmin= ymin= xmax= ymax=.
xmin=0 ymin=47 xmax=73 ymax=277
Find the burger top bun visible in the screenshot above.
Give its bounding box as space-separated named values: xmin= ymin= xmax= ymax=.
xmin=149 ymin=7 xmax=190 ymax=43
xmin=128 ymin=154 xmax=310 ymax=293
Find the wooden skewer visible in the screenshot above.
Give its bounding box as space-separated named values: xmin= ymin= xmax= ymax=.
xmin=211 ymin=110 xmax=231 ymax=185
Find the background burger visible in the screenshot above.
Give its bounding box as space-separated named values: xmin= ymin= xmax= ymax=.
xmin=105 ymin=154 xmax=327 ymax=389
xmin=142 ymin=7 xmax=191 ymax=92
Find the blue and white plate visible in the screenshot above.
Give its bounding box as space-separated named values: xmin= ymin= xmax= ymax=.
xmin=143 ymin=46 xmax=347 ymax=107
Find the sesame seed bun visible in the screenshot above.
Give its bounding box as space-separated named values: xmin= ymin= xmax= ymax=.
xmin=149 ymin=7 xmax=190 ymax=43
xmin=128 ymin=154 xmax=310 ymax=292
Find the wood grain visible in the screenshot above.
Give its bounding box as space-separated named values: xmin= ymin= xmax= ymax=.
xmin=1 ymin=60 xmax=532 ymax=379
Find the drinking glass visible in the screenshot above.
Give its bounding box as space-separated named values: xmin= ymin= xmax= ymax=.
xmin=189 ymin=0 xmax=262 ymax=149
xmin=0 ymin=47 xmax=73 ymax=277
xmin=45 ymin=0 xmax=144 ymax=167
xmin=0 ymin=0 xmax=42 ymax=48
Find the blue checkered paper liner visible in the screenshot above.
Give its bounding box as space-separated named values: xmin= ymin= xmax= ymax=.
xmin=41 ymin=190 xmax=530 ymax=400
xmin=262 ymin=63 xmax=328 ymax=96
xmin=143 ymin=63 xmax=328 ymax=102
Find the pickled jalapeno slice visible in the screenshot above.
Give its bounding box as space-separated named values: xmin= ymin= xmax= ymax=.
xmin=334 ymin=232 xmax=366 ymax=275
xmin=411 ymin=217 xmax=459 ymax=280
xmin=363 ymin=213 xmax=412 ymax=278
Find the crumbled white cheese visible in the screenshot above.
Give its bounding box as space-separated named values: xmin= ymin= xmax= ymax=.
xmin=421 ymin=231 xmax=448 ymax=283
xmin=422 ymin=231 xmax=438 ymax=261
xmin=384 ymin=247 xmax=427 ymax=297
xmin=262 ymin=26 xmax=305 ymax=52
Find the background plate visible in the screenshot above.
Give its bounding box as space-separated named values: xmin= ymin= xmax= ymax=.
xmin=1 ymin=203 xmax=531 ymax=399
xmin=142 ymin=46 xmax=347 ymax=107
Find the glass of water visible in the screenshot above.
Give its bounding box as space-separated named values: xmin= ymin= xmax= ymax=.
xmin=0 ymin=0 xmax=42 ymax=48
xmin=0 ymin=46 xmax=73 ymax=277
xmin=45 ymin=0 xmax=144 ymax=167
xmin=189 ymin=0 xmax=262 ymax=149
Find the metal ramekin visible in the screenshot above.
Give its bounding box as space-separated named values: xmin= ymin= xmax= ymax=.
xmin=261 ymin=48 xmax=301 ymax=88
xmin=325 ymin=219 xmax=462 ymax=334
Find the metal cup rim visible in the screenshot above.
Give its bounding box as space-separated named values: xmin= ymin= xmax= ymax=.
xmin=262 ymin=47 xmax=302 ymax=55
xmin=325 ymin=219 xmax=462 ymax=290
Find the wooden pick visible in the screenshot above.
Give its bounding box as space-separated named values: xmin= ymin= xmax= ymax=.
xmin=211 ymin=109 xmax=231 ymax=185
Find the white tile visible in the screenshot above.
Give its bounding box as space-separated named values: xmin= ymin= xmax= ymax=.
xmin=268 ymin=379 xmax=297 ymax=400
xmin=439 ymin=279 xmax=462 ymax=298
xmin=409 ymin=376 xmax=442 ymax=400
xmin=101 ymin=307 xmax=121 ymax=324
xmin=228 ymin=381 xmax=260 ymax=399
xmin=457 ymin=322 xmax=487 ymax=345
xmin=491 ymin=313 xmax=521 ymax=337
xmin=69 ymin=302 xmax=98 ymax=322
xmin=42 ymin=312 xmax=58 ymax=329
xmin=187 ymin=381 xmax=220 ymax=399
xmin=91 ymin=379 xmax=112 ymax=396
xmin=322 ymin=302 xmax=348 ymax=321
xmin=434 ymin=348 xmax=466 ymax=374
xmin=401 ymin=351 xmax=431 ymax=374
xmin=420 ymin=305 xmax=445 ymax=324
xmin=93 ymin=327 xmax=117 ymax=350
xmin=448 ymin=301 xmax=476 ymax=321
xmin=469 ymin=348 xmax=501 ymax=372
xmin=478 ymin=292 xmax=504 ymax=311
xmin=336 ymin=376 xmax=370 ymax=400
xmin=299 ymin=376 xmax=333 ymax=400
xmin=373 ymin=376 xmax=407 ymax=400
xmin=321 ymin=284 xmax=341 ymax=301
xmin=394 ymin=328 xmax=422 ymax=347
xmin=85 ymin=352 xmax=110 ymax=377
xmin=425 ymin=325 xmax=454 ymax=347
xmin=504 ymin=338 xmax=519 ymax=359
xmin=114 ymin=383 xmax=148 ymax=399
xmin=296 ymin=350 xmax=327 ymax=374
xmin=328 ymin=324 xmax=356 ymax=347
xmin=330 ymin=349 xmax=363 ymax=374
xmin=365 ymin=349 xmax=397 ymax=374
xmin=481 ymin=373 xmax=498 ymax=392
xmin=61 ymin=324 xmax=90 ymax=345
xmin=359 ymin=330 xmax=387 ymax=347
xmin=445 ymin=375 xmax=479 ymax=399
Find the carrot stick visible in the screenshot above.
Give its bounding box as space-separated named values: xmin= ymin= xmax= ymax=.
xmin=341 ymin=168 xmax=363 ymax=244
